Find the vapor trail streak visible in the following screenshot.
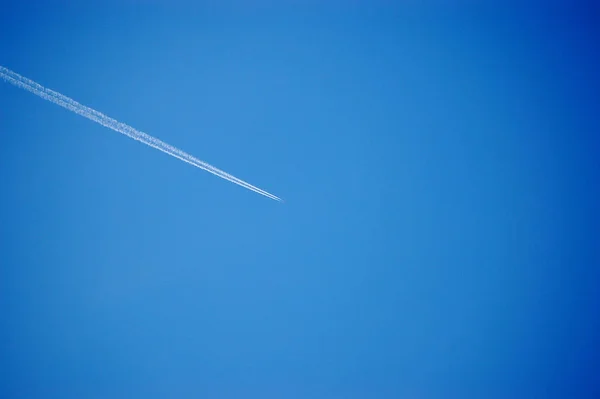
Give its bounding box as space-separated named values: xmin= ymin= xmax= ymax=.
xmin=0 ymin=66 xmax=282 ymax=202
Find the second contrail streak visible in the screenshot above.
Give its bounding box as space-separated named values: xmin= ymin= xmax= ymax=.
xmin=0 ymin=65 xmax=282 ymax=202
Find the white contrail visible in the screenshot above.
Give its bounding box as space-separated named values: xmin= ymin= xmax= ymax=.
xmin=0 ymin=65 xmax=282 ymax=202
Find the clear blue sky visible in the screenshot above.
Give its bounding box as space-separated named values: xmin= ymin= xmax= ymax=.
xmin=1 ymin=2 xmax=599 ymax=398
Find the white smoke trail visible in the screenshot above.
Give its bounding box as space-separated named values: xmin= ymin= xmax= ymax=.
xmin=0 ymin=65 xmax=282 ymax=202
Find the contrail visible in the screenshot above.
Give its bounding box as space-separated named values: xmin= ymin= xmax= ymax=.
xmin=0 ymin=65 xmax=282 ymax=202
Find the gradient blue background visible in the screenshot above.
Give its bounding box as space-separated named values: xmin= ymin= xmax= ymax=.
xmin=1 ymin=2 xmax=599 ymax=398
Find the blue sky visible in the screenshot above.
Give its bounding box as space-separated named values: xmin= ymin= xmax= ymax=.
xmin=1 ymin=2 xmax=599 ymax=398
